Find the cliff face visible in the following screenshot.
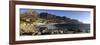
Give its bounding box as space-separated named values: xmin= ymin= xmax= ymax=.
xmin=39 ymin=12 xmax=83 ymax=24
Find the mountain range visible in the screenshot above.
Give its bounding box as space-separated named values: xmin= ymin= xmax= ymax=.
xmin=20 ymin=11 xmax=83 ymax=24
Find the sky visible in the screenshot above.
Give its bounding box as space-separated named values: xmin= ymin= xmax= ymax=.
xmin=20 ymin=8 xmax=91 ymax=24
